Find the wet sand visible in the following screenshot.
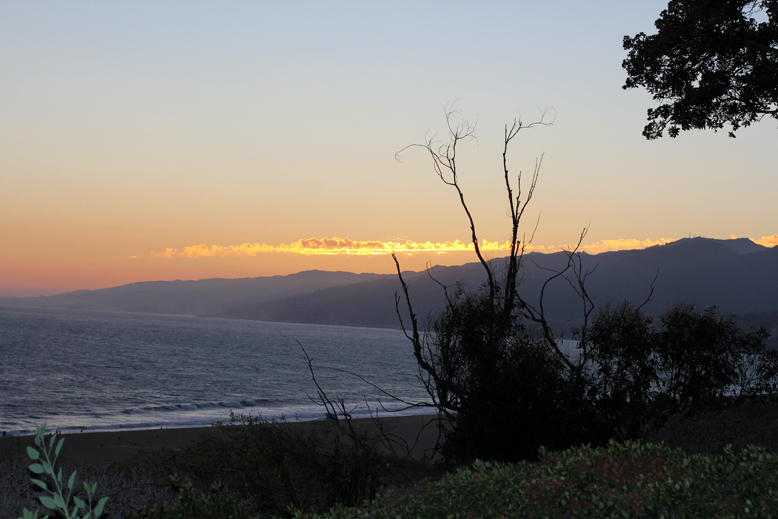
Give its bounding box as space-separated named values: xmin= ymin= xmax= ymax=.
xmin=0 ymin=414 xmax=444 ymax=467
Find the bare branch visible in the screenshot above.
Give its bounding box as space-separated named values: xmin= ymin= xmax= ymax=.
xmin=521 ymin=227 xmax=591 ymax=372
xmin=392 ymin=252 xmax=444 ymax=392
xmin=301 ymin=342 xmax=352 ymax=426
xmin=637 ymin=268 xmax=660 ymax=312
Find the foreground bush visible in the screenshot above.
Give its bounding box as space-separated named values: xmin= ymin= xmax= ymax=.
xmin=126 ymin=475 xmax=244 ymax=519
xmin=294 ymin=441 xmax=778 ymax=519
xmin=18 ymin=417 xmax=778 ymax=518
xmin=125 ymin=412 xmax=382 ymax=517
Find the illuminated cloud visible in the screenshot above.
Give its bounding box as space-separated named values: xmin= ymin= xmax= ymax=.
xmin=151 ymin=238 xmax=507 ymax=258
xmin=754 ymin=234 xmax=778 ymax=247
xmin=149 ymin=236 xmax=680 ymax=259
xmin=150 ymin=248 xmax=180 ymax=259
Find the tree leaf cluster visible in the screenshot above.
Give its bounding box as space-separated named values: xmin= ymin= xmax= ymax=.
xmin=623 ymin=0 xmax=778 ymax=138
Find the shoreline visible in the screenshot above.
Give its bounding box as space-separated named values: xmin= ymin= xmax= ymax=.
xmin=0 ymin=413 xmax=444 ymax=466
xmin=0 ymin=405 xmax=436 ymax=438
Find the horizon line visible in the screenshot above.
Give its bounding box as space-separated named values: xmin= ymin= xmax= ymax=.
xmin=145 ymin=234 xmax=778 ymax=260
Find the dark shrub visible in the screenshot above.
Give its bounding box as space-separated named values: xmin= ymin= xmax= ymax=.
xmin=133 ymin=413 xmax=380 ymax=518
xmin=422 ymin=287 xmax=595 ymax=463
xmin=656 ymin=303 xmax=769 ymax=408
xmin=428 ymin=297 xmax=777 ymax=464
xmin=584 ymin=302 xmax=775 ymax=441
xmin=440 ymin=319 xmax=582 ymax=462
xmin=586 ymin=301 xmax=659 ymax=441
xmin=127 ymin=476 xmax=244 ymax=519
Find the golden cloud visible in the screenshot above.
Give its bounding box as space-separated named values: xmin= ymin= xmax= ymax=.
xmin=731 ymin=234 xmax=778 ymax=248
xmin=150 ymin=248 xmax=180 ymax=259
xmin=152 ymin=238 xmax=507 ymax=258
xmin=150 ymin=236 xmax=681 ymax=259
xmin=754 ymin=234 xmax=778 ymax=247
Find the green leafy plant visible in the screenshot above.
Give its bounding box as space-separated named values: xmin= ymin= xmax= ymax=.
xmin=19 ymin=425 xmax=109 ymax=519
xmin=292 ymin=441 xmax=778 ymax=519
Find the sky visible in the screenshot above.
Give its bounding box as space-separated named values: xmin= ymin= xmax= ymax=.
xmin=1 ymin=1 xmax=776 ymax=297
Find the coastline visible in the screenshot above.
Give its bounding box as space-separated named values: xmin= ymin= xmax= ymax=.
xmin=0 ymin=413 xmax=444 ymax=467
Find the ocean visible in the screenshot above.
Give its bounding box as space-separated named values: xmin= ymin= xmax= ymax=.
xmin=0 ymin=306 xmax=430 ymax=436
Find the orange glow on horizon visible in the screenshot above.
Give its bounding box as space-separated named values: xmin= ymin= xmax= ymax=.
xmin=751 ymin=234 xmax=778 ymax=248
xmin=148 ymin=236 xmax=680 ymax=259
xmin=731 ymin=234 xmax=778 ymax=247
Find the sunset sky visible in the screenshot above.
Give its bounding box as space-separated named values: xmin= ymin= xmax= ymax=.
xmin=2 ymin=1 xmax=776 ymax=297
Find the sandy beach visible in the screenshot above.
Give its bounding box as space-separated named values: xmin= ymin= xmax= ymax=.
xmin=0 ymin=414 xmax=444 ymax=467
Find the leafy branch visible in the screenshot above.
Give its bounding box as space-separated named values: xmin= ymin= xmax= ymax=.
xmin=19 ymin=425 xmax=108 ymax=519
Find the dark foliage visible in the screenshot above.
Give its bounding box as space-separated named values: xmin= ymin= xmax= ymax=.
xmin=394 ymin=109 xmax=592 ymax=464
xmin=429 ymin=295 xmax=777 ymax=464
xmin=395 ymin=110 xmax=777 ymax=467
xmin=130 ymin=413 xmax=381 ymax=518
xmin=656 ymin=303 xmax=770 ymax=405
xmin=586 ymin=302 xmax=774 ymax=442
xmin=623 ymin=0 xmax=778 ymax=138
xmin=427 ymin=289 xmax=591 ymax=463
xmin=127 ymin=476 xmax=244 ymax=519
xmin=586 ymin=302 xmax=660 ymax=441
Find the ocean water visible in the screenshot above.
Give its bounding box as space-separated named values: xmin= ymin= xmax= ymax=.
xmin=0 ymin=307 xmax=430 ymax=436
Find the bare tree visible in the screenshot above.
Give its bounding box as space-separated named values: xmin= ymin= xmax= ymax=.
xmin=393 ymin=108 xmax=603 ymax=461
xmin=304 ymin=107 xmax=776 ymax=464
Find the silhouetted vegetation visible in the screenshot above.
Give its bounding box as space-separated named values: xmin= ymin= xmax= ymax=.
xmin=10 ymin=414 xmax=446 ymax=519
xmin=419 ymin=286 xmax=593 ymax=463
xmin=394 ymin=110 xmax=777 ymax=465
xmin=407 ymin=284 xmax=776 ymax=465
xmin=122 ymin=412 xmax=384 ymax=518
xmin=623 ymin=0 xmax=778 ymax=139
xmin=126 ymin=476 xmax=244 ymax=519
xmin=587 ymin=302 xmax=775 ymax=443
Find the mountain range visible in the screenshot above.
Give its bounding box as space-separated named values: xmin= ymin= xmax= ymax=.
xmin=2 ymin=237 xmax=777 ymax=333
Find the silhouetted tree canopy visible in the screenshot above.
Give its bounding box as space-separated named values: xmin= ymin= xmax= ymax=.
xmin=623 ymin=0 xmax=778 ymax=138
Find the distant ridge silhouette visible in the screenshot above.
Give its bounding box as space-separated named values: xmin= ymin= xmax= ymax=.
xmin=2 ymin=238 xmax=776 ymax=330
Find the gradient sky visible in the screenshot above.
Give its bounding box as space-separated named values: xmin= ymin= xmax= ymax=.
xmin=1 ymin=1 xmax=776 ymax=296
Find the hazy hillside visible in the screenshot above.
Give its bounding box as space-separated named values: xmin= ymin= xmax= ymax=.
xmin=0 ymin=270 xmax=385 ymax=316
xmin=3 ymin=238 xmax=776 ymax=331
xmin=213 ymin=262 xmax=489 ymax=328
xmin=215 ymin=237 xmax=778 ymax=329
